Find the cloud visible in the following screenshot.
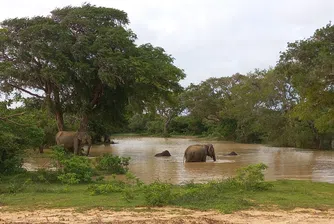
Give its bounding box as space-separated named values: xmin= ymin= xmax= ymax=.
xmin=1 ymin=0 xmax=333 ymax=86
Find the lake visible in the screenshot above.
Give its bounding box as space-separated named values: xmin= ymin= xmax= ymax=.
xmin=85 ymin=137 xmax=334 ymax=184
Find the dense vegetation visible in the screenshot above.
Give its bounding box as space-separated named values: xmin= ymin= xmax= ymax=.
xmin=1 ymin=162 xmax=333 ymax=213
xmin=127 ymin=23 xmax=334 ymax=149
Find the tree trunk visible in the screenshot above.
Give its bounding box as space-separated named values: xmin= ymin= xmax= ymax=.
xmin=78 ymin=82 xmax=103 ymax=132
xmin=79 ymin=113 xmax=89 ymax=132
xmin=163 ymin=115 xmax=173 ymax=136
xmin=53 ymin=87 xmax=65 ymax=131
xmin=55 ymin=110 xmax=64 ymax=131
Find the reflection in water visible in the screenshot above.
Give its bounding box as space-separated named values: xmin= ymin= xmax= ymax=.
xmin=27 ymin=137 xmax=334 ymax=184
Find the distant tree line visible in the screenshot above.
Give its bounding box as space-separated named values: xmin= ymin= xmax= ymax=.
xmin=127 ymin=23 xmax=334 ymax=150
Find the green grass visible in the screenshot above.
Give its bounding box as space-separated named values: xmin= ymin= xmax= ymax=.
xmin=0 ymin=176 xmax=333 ymax=213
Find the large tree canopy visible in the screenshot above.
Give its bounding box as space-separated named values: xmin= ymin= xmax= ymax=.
xmin=0 ymin=4 xmax=185 ymax=133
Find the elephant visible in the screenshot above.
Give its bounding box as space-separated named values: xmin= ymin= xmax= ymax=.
xmin=224 ymin=151 xmax=238 ymax=156
xmin=55 ymin=131 xmax=92 ymax=156
xmin=183 ymin=144 xmax=216 ymax=162
xmin=155 ymin=150 xmax=171 ymax=157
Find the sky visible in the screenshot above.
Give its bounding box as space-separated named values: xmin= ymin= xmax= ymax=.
xmin=0 ymin=0 xmax=334 ymax=87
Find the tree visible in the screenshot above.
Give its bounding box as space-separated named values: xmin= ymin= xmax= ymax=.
xmin=0 ymin=102 xmax=44 ymax=174
xmin=0 ymin=4 xmax=185 ymax=135
xmin=277 ymin=22 xmax=334 ymax=149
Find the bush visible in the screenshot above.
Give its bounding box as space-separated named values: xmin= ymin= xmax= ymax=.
xmin=125 ymin=172 xmax=144 ymax=187
xmin=30 ymin=169 xmax=59 ymax=183
xmin=88 ymin=177 xmax=126 ymax=195
xmin=51 ymin=146 xmax=94 ymax=183
xmin=146 ymin=120 xmax=164 ymax=134
xmin=144 ymin=180 xmax=173 ymax=206
xmin=88 ymin=173 xmax=142 ymax=197
xmin=57 ymin=173 xmax=80 ymax=185
xmin=6 ymin=178 xmax=32 ymax=194
xmin=0 ymin=104 xmax=44 ymax=174
xmin=234 ymin=163 xmax=273 ymax=190
xmin=95 ymin=154 xmax=130 ymax=174
xmin=122 ymin=187 xmax=136 ymax=202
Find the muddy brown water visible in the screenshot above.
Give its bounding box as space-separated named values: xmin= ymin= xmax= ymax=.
xmin=25 ymin=137 xmax=334 ymax=184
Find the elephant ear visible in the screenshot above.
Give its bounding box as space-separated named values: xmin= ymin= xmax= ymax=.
xmin=207 ymin=144 xmax=214 ymax=156
xmin=204 ymin=144 xmax=210 ymax=154
xmin=76 ymin=132 xmax=85 ymax=141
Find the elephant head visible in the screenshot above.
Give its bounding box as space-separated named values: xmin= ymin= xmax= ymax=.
xmin=204 ymin=144 xmax=216 ymax=161
xmin=75 ymin=132 xmax=92 ymax=156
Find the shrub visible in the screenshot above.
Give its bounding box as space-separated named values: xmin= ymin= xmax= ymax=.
xmin=57 ymin=173 xmax=80 ymax=185
xmin=234 ymin=163 xmax=273 ymax=190
xmin=30 ymin=169 xmax=59 ymax=183
xmin=144 ymin=180 xmax=173 ymax=206
xmin=95 ymin=154 xmax=130 ymax=174
xmin=88 ymin=181 xmax=125 ymax=195
xmin=0 ymin=105 xmax=44 ymax=174
xmin=7 ymin=178 xmax=32 ymax=194
xmin=51 ymin=146 xmax=94 ymax=183
xmin=125 ymin=172 xmax=144 ymax=187
xmin=122 ymin=187 xmax=136 ymax=202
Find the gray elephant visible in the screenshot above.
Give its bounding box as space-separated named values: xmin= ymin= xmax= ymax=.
xmin=224 ymin=151 xmax=238 ymax=156
xmin=155 ymin=150 xmax=171 ymax=157
xmin=55 ymin=131 xmax=92 ymax=156
xmin=184 ymin=144 xmax=216 ymax=162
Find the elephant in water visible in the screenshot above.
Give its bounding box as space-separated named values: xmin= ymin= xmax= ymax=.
xmin=155 ymin=150 xmax=171 ymax=157
xmin=55 ymin=131 xmax=92 ymax=156
xmin=184 ymin=144 xmax=216 ymax=162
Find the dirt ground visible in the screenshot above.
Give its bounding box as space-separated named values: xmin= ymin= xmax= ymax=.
xmin=0 ymin=207 xmax=333 ymax=224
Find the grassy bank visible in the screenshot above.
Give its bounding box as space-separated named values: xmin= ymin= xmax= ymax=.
xmin=0 ymin=176 xmax=333 ymax=213
xmin=1 ymin=152 xmax=333 ymax=214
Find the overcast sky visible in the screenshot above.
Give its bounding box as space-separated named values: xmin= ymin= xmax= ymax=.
xmin=1 ymin=0 xmax=334 ymax=86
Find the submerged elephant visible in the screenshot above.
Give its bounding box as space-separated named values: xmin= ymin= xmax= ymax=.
xmin=184 ymin=144 xmax=216 ymax=162
xmin=55 ymin=131 xmax=92 ymax=156
xmin=224 ymin=151 xmax=238 ymax=156
xmin=155 ymin=150 xmax=171 ymax=157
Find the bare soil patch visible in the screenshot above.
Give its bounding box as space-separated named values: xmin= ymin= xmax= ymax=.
xmin=0 ymin=207 xmax=333 ymax=224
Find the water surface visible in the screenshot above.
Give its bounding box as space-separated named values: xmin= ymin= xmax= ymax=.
xmin=86 ymin=137 xmax=334 ymax=184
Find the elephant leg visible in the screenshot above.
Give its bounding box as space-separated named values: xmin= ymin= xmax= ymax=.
xmin=86 ymin=146 xmax=91 ymax=156
xmin=39 ymin=145 xmax=44 ymax=154
xmin=74 ymin=138 xmax=79 ymax=155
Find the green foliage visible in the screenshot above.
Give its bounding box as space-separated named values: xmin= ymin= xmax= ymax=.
xmin=169 ymin=116 xmax=206 ymax=135
xmin=1 ymin=3 xmax=185 ymax=136
xmin=87 ymin=172 xmax=142 ymax=197
xmin=88 ymin=182 xmax=124 ymax=195
xmin=0 ymin=103 xmax=44 ymax=174
xmin=95 ymin=154 xmax=130 ymax=174
xmin=6 ymin=178 xmax=32 ymax=194
xmin=144 ymin=180 xmax=174 ymax=206
xmin=128 ymin=113 xmax=148 ymax=132
xmin=51 ymin=146 xmax=93 ymax=183
xmin=125 ymin=172 xmax=144 ymax=187
xmin=57 ymin=173 xmax=80 ymax=185
xmin=29 ymin=169 xmax=59 ymax=183
xmin=234 ymin=163 xmax=273 ymax=190
xmin=122 ymin=187 xmax=136 ymax=202
xmin=146 ymin=119 xmax=164 ymax=134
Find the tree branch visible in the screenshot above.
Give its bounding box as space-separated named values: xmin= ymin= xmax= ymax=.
xmin=0 ymin=112 xmax=27 ymax=126
xmin=0 ymin=112 xmax=25 ymax=119
xmin=7 ymin=83 xmax=45 ymax=98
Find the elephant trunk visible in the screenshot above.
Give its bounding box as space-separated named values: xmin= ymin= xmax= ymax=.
xmin=212 ymin=153 xmax=216 ymax=161
xmin=86 ymin=140 xmax=92 ymax=156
